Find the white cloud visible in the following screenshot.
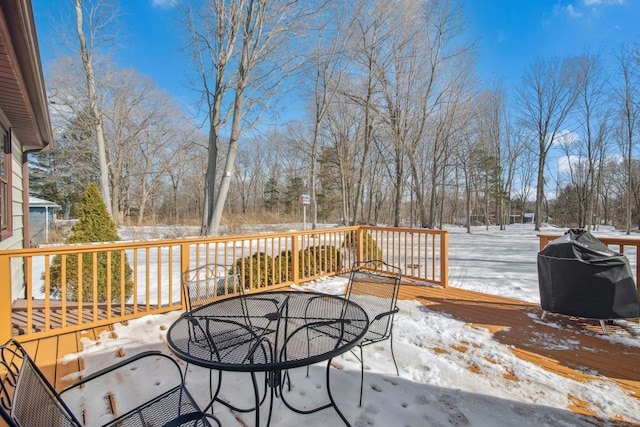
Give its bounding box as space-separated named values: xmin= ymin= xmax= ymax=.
xmin=565 ymin=4 xmax=583 ymax=18
xmin=152 ymin=0 xmax=174 ymax=8
xmin=583 ymin=0 xmax=625 ymax=5
xmin=556 ymin=155 xmax=583 ymax=174
xmin=550 ymin=129 xmax=580 ymax=146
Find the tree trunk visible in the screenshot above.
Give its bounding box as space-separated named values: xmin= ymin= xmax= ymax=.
xmin=535 ymin=147 xmax=545 ymax=231
xmin=75 ymin=0 xmax=112 ymax=219
xmin=208 ymin=81 xmax=245 ymax=235
xmin=201 ymin=129 xmax=219 ymax=235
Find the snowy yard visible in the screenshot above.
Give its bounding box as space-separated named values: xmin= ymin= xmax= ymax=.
xmin=58 ymin=224 xmax=640 ymax=426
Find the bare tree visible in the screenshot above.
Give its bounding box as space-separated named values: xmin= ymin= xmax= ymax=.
xmin=400 ymin=0 xmax=473 ymax=229
xmin=572 ymin=51 xmax=609 ymax=230
xmin=232 ymin=138 xmax=269 ymax=214
xmin=342 ymin=0 xmax=389 ymax=225
xmin=166 ymin=132 xmax=207 ymax=224
xmin=456 ymin=128 xmax=476 ymax=232
xmin=301 ymin=1 xmax=355 ymax=229
xmin=374 ymin=1 xmax=421 ymax=227
xmin=49 ymin=55 xmax=197 ymax=225
xmin=73 ymin=0 xmax=116 ymax=216
xmin=324 ymin=92 xmax=362 ymax=224
xmin=425 ymin=85 xmax=469 ymax=229
xmin=612 ymin=44 xmax=640 ymax=234
xmin=513 ymin=131 xmax=537 ymax=222
xmin=46 ymin=0 xmax=121 ymax=219
xmin=516 ymin=56 xmax=582 ymax=231
xmin=96 ymin=69 xmax=188 ymax=225
xmin=471 ymin=83 xmax=523 ymax=230
xmin=177 ymin=0 xmax=310 ymax=236
xmin=48 ymin=56 xmax=101 ymax=185
xmin=129 ymin=95 xmax=191 ymax=225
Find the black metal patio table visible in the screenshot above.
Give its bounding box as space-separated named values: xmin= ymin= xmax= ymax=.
xmin=166 ymin=290 xmax=369 ymax=427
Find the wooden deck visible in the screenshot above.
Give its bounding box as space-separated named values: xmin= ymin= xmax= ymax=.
xmin=11 ymin=300 xmax=152 ymax=336
xmin=15 ymin=284 xmax=640 ymax=424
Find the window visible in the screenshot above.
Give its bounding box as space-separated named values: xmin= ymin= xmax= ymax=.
xmin=0 ymin=127 xmax=11 ymax=240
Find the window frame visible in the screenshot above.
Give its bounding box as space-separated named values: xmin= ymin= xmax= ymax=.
xmin=0 ymin=124 xmax=12 ymax=241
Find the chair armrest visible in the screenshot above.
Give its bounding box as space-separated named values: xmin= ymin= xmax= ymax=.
xmin=60 ymin=351 xmax=180 ymax=394
xmin=58 ymin=350 xmax=221 ymax=427
xmin=160 ymin=411 xmax=221 ymax=427
xmin=372 ymin=307 xmax=399 ymax=321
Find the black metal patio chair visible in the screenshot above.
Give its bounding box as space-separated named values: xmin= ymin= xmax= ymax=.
xmin=182 ymin=264 xmax=243 ymax=311
xmin=0 ymin=338 xmax=221 ymax=427
xmin=181 ymin=264 xmax=271 ymax=414
xmin=345 ymin=259 xmax=402 ymax=406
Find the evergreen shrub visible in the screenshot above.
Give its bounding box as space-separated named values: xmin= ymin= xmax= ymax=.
xmin=235 ymin=252 xmax=273 ymax=290
xmin=43 ymin=184 xmax=134 ymax=302
xmin=256 ymin=244 xmax=343 ymax=283
xmin=296 ymin=245 xmax=342 ymax=278
xmin=343 ymin=230 xmax=383 ymax=262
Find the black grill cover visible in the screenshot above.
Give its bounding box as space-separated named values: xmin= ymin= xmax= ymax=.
xmin=537 ymin=229 xmax=640 ymax=319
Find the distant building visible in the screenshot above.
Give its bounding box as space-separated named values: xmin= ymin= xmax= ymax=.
xmin=29 ymin=196 xmax=60 ymax=245
xmin=523 ymin=212 xmax=535 ymax=224
xmin=509 ymin=210 xmax=522 ymax=224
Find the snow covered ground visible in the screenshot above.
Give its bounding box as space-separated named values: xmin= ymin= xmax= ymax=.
xmin=58 ymin=224 xmax=640 ymax=426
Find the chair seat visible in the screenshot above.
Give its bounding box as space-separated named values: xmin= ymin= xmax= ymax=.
xmin=103 ymin=385 xmax=210 ymax=427
xmin=1 ymin=339 xmax=222 ymax=427
xmin=361 ymin=329 xmax=388 ymax=345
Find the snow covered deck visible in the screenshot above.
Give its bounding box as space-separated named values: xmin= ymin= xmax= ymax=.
xmin=15 ymin=283 xmax=640 ymax=425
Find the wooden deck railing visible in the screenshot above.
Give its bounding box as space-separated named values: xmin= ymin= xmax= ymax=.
xmin=0 ymin=226 xmax=448 ymax=343
xmin=538 ymin=233 xmax=640 ymax=292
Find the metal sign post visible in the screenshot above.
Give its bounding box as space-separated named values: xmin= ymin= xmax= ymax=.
xmin=298 ymin=194 xmax=310 ymax=230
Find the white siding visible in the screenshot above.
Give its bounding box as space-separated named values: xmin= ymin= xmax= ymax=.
xmin=0 ymin=136 xmax=26 ymax=301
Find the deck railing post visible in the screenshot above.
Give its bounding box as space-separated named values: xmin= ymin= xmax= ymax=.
xmin=441 ymin=231 xmax=449 ymax=288
xmin=179 ymin=242 xmax=190 ymax=310
xmin=538 ymin=234 xmax=553 ymax=251
xmin=356 ymin=228 xmax=364 ymax=265
xmin=0 ymin=254 xmax=11 ymax=342
xmin=291 ymin=234 xmax=300 ymax=286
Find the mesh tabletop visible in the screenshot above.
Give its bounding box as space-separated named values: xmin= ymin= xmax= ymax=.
xmin=167 ymin=291 xmax=369 ymax=372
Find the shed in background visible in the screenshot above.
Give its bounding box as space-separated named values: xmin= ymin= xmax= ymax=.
xmin=29 ymin=196 xmax=59 ymax=245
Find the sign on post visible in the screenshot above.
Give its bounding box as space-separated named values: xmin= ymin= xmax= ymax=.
xmin=298 ymin=194 xmax=310 ymax=205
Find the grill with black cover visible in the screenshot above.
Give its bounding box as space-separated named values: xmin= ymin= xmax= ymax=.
xmin=537 ymin=229 xmax=640 ymax=325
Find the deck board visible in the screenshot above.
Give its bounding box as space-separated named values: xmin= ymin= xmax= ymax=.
xmin=30 ymin=336 xmax=59 ymax=390
xmin=55 ymin=333 xmax=81 ymax=390
xmin=11 ymin=300 xmax=151 ymax=335
xmin=15 ymin=284 xmax=640 ymax=422
xmin=400 ymin=284 xmax=640 ymax=403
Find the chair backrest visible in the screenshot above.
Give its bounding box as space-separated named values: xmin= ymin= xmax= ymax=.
xmin=0 ymin=339 xmax=81 ymax=427
xmin=182 ymin=264 xmax=243 ymax=311
xmin=346 ymin=260 xmax=402 ymax=344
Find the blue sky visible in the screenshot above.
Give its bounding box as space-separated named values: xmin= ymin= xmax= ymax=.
xmin=465 ymin=0 xmax=640 ymax=91
xmin=31 ymin=0 xmax=640 ymax=118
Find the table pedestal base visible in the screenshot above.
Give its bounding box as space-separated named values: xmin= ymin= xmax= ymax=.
xmin=212 ymin=360 xmax=351 ymax=427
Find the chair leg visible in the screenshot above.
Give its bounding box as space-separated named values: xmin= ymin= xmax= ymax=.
xmin=390 ymin=329 xmax=399 ymax=376
xmin=184 ymin=362 xmax=221 ymax=415
xmin=357 ymin=332 xmax=398 ymax=407
xmin=358 ymin=345 xmax=364 ymax=407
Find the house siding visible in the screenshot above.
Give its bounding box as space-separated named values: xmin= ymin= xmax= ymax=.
xmin=0 ymin=0 xmax=53 ymax=305
xmin=1 ymin=136 xmax=26 ymax=301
